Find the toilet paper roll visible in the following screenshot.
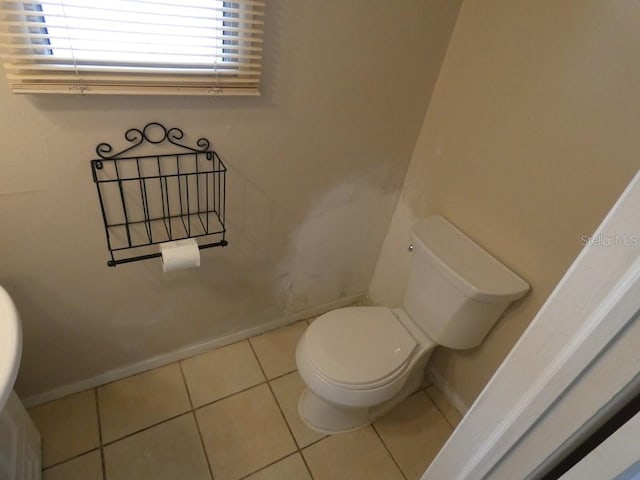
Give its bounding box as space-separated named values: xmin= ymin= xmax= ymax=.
xmin=159 ymin=238 xmax=201 ymax=272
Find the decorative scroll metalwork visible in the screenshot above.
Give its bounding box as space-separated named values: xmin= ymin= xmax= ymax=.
xmin=90 ymin=123 xmax=228 ymax=267
xmin=95 ymin=122 xmax=211 ymax=161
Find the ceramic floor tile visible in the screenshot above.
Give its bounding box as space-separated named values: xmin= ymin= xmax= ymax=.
xmin=249 ymin=321 xmax=307 ymax=379
xmin=181 ymin=340 xmax=265 ymax=407
xmin=43 ymin=450 xmax=103 ymax=480
xmin=196 ymin=383 xmax=296 ymax=480
xmin=104 ymin=414 xmax=211 ymax=480
xmin=98 ymin=363 xmax=191 ymax=443
xmin=302 ymin=426 xmax=404 ymax=480
xmin=374 ymin=391 xmax=453 ymax=480
xmin=270 ymin=371 xmax=325 ymax=448
xmin=29 ymin=390 xmax=100 ymax=468
xmin=244 ymin=453 xmax=312 ymax=480
xmin=425 ymin=385 xmax=463 ymax=427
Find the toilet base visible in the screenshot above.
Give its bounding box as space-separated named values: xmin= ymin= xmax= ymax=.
xmin=298 ymin=367 xmax=426 ymax=435
xmin=298 ymin=389 xmax=370 ymax=434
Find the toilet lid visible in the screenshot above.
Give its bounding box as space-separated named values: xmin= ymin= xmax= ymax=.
xmin=304 ymin=307 xmax=417 ymax=387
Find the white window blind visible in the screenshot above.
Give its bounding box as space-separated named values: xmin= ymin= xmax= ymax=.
xmin=0 ymin=0 xmax=264 ymax=95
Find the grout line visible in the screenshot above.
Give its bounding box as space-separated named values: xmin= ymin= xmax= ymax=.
xmin=178 ymin=362 xmax=215 ymax=480
xmin=93 ymin=388 xmax=108 ymax=480
xmin=371 ymin=424 xmax=409 ymax=480
xmin=41 ymin=447 xmax=102 ymax=472
xmin=267 ymin=380 xmax=302 ymax=450
xmin=99 ymin=380 xmax=271 ymax=449
xmin=177 ymin=361 xmax=195 ymax=409
xmin=266 ymin=367 xmax=299 ymax=383
xmin=39 ymin=390 xmax=106 ymax=473
xmin=424 ymin=386 xmax=459 ymax=431
xmin=247 ymin=341 xmax=299 ymax=449
xmin=100 ymin=410 xmax=191 ymax=447
xmin=299 ymin=435 xmax=326 ymax=450
xmin=247 ymin=340 xmax=316 ymax=480
xmin=298 ymin=448 xmax=316 ymax=480
xmin=236 ymin=451 xmax=303 ymax=480
xmin=191 ymin=410 xmax=215 ymax=480
xmin=193 ymin=380 xmax=268 ymax=412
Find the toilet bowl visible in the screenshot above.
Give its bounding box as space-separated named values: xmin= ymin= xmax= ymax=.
xmin=296 ymin=306 xmax=436 ymax=433
xmin=296 ymin=216 xmax=530 ymax=434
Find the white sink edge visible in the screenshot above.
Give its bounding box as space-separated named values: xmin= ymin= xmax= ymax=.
xmin=0 ymin=286 xmax=22 ymax=411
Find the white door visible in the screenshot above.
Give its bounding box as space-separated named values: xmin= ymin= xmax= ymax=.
xmin=560 ymin=410 xmax=640 ymax=480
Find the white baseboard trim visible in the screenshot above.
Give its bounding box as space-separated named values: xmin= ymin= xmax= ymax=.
xmin=23 ymin=292 xmax=366 ymax=408
xmin=286 ymin=292 xmax=367 ymax=319
xmin=427 ymin=365 xmax=470 ymax=416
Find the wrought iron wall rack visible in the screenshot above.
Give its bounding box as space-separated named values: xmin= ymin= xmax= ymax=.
xmin=90 ymin=122 xmax=228 ymax=267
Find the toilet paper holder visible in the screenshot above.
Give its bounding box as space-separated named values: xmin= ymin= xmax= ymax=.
xmin=90 ymin=122 xmax=228 ymax=267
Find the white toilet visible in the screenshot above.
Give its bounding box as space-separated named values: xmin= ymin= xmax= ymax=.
xmin=295 ymin=215 xmax=530 ymax=434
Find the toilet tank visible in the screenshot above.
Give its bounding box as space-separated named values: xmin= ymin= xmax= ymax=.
xmin=404 ymin=216 xmax=529 ymax=350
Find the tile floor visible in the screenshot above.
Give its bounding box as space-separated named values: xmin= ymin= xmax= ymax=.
xmin=29 ymin=319 xmax=461 ymax=480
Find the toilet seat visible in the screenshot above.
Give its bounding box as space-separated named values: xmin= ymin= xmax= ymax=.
xmin=303 ymin=307 xmax=417 ymax=389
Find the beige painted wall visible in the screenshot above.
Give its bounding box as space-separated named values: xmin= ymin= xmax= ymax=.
xmin=371 ymin=0 xmax=640 ymax=409
xmin=0 ymin=0 xmax=462 ymax=400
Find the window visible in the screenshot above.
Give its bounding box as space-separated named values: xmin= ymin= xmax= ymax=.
xmin=0 ymin=0 xmax=264 ymax=95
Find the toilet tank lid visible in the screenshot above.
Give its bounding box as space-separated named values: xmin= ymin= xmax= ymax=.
xmin=412 ymin=216 xmax=530 ymax=303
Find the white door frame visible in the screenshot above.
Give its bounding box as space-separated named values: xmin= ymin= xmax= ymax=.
xmin=559 ymin=409 xmax=640 ymax=480
xmin=422 ymin=169 xmax=640 ymax=480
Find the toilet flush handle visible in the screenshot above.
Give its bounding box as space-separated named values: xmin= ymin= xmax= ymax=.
xmin=408 ymin=244 xmax=414 ymax=252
